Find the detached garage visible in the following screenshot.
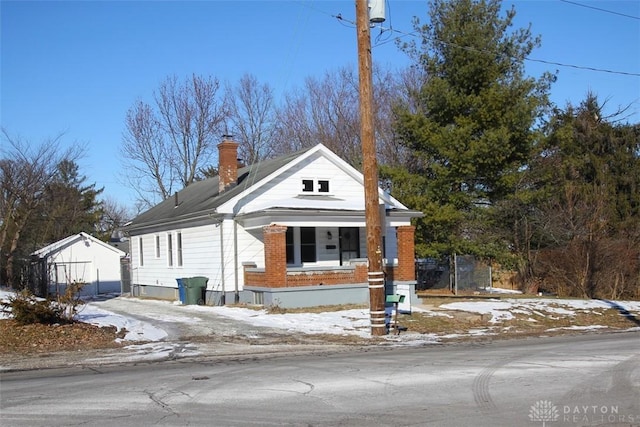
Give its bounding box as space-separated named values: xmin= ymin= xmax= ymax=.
xmin=31 ymin=232 xmax=126 ymax=297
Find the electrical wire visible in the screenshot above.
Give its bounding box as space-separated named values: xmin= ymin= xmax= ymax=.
xmin=559 ymin=0 xmax=640 ymax=20
xmin=333 ymin=10 xmax=640 ymax=77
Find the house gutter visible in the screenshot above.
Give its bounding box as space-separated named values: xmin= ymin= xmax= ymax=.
xmin=219 ymin=220 xmax=226 ymax=305
xmin=234 ymin=220 xmax=239 ymax=303
xmin=126 ymin=211 xmax=224 ymax=236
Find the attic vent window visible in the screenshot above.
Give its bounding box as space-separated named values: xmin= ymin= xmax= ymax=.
xmin=302 ymin=179 xmax=314 ymax=192
xmin=318 ymin=180 xmax=329 ymax=193
xmin=301 ymin=179 xmax=330 ymax=194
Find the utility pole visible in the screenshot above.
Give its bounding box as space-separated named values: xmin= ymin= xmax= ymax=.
xmin=355 ymin=0 xmax=386 ymax=336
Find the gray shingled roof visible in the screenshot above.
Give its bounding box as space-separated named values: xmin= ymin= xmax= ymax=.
xmin=125 ymin=146 xmax=314 ymax=234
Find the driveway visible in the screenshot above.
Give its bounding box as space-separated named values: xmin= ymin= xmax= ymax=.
xmin=91 ymin=296 xmax=290 ymax=341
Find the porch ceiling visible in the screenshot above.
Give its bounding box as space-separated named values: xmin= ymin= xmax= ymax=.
xmin=235 ymin=208 xmax=368 ymax=230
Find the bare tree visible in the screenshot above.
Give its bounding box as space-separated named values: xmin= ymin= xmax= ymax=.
xmin=373 ymin=66 xmax=418 ymax=167
xmin=121 ymin=74 xmax=227 ymax=207
xmin=225 ymin=74 xmax=277 ymax=164
xmin=273 ymin=67 xmax=361 ymax=165
xmin=273 ymin=65 xmax=408 ymax=169
xmin=121 ymin=100 xmax=172 ymax=207
xmin=97 ymin=196 xmax=134 ymax=240
xmin=0 ymin=129 xmax=83 ymax=287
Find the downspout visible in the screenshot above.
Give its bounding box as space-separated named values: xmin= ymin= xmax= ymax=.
xmin=219 ymin=220 xmax=225 ymax=305
xmin=234 ymin=220 xmax=239 ymax=303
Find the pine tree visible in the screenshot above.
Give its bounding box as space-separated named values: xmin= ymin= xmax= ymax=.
xmin=385 ymin=0 xmax=554 ymax=259
xmin=27 ymin=160 xmax=104 ymax=248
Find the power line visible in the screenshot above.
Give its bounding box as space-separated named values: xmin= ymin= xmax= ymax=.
xmin=525 ymin=57 xmax=640 ymax=77
xmin=368 ymin=21 xmax=640 ymax=77
xmin=297 ymin=1 xmax=640 ymax=78
xmin=559 ymin=0 xmax=640 ymax=20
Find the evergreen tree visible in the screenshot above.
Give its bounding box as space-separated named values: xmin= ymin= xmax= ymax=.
xmin=27 ymin=160 xmax=104 ymax=248
xmin=384 ymin=0 xmax=554 ymax=259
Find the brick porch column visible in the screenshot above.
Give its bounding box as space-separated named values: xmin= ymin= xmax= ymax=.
xmin=396 ymin=225 xmax=416 ymax=281
xmin=263 ymin=224 xmax=287 ymax=288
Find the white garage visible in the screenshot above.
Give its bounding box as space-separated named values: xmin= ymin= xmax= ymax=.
xmin=31 ymin=232 xmax=126 ymax=297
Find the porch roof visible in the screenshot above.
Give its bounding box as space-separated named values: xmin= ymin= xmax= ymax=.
xmin=235 ymin=206 xmax=423 ymax=230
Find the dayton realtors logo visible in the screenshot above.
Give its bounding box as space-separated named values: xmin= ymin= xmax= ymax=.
xmin=529 ymin=400 xmax=638 ymax=425
xmin=529 ymin=400 xmax=559 ymax=426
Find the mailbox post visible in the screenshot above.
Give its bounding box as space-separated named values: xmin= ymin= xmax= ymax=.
xmin=386 ymin=294 xmax=406 ymax=335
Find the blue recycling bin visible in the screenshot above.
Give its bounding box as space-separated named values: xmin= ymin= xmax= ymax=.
xmin=176 ymin=278 xmax=186 ymax=303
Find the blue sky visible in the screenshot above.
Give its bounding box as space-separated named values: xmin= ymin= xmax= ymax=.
xmin=2 ymin=0 xmax=639 ymax=208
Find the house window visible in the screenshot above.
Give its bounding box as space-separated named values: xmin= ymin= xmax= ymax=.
xmin=253 ymin=291 xmax=264 ymax=305
xmin=300 ymin=227 xmax=316 ymax=262
xmin=177 ymin=232 xmax=183 ymax=267
xmin=155 ymin=235 xmax=160 ymax=258
xmin=301 ymin=179 xmax=330 ymax=194
xmin=286 ymin=227 xmax=294 ymax=264
xmin=138 ymin=237 xmax=144 ymax=267
xmin=167 ymin=233 xmax=173 ymax=266
xmin=318 ymin=180 xmax=329 ymax=193
xmin=302 ymin=179 xmax=314 ymax=192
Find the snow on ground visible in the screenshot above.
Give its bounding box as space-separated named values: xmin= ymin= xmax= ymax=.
xmin=440 ymin=298 xmax=640 ymax=326
xmin=210 ymin=305 xmax=372 ymax=336
xmin=75 ymin=305 xmax=168 ymax=342
xmin=2 ymin=289 xmax=640 ymax=345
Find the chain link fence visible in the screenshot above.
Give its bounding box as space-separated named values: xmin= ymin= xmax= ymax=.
xmin=416 ymin=255 xmax=492 ymax=293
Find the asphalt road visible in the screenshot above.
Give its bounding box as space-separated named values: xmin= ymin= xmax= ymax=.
xmin=2 ymin=332 xmax=639 ymax=427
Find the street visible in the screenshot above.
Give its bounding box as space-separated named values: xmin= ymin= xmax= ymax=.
xmin=1 ymin=332 xmax=639 ymax=426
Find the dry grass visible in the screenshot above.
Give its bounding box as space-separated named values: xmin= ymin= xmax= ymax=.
xmin=396 ymin=301 xmax=640 ymax=340
xmin=266 ymin=303 xmax=368 ymax=314
xmin=0 ymin=319 xmax=124 ymax=355
xmin=227 ymin=302 xmax=368 ymax=314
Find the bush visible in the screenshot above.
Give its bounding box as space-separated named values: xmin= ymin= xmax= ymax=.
xmin=56 ymin=280 xmax=86 ymax=320
xmin=1 ymin=291 xmax=67 ymax=325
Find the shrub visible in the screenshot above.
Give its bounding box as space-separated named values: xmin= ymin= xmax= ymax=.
xmin=1 ymin=291 xmax=66 ymax=325
xmin=56 ymin=280 xmax=86 ymax=321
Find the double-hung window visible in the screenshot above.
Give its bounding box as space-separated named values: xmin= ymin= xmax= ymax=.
xmin=138 ymin=237 xmax=144 ymax=267
xmin=177 ymin=232 xmax=183 ymax=267
xmin=167 ymin=234 xmax=173 ymax=266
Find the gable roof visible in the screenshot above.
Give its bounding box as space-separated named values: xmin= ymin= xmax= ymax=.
xmin=31 ymin=232 xmax=126 ymax=258
xmin=126 ymin=146 xmax=314 ymax=234
xmin=125 ymin=144 xmax=422 ymax=234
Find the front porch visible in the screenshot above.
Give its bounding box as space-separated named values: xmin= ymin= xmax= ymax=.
xmin=238 ymin=224 xmax=418 ymax=308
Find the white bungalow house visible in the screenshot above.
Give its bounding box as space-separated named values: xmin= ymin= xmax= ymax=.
xmin=31 ymin=232 xmax=126 ymax=297
xmin=124 ymin=139 xmax=423 ymax=308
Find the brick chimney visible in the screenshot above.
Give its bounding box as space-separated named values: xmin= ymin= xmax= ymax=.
xmin=218 ymin=137 xmax=239 ymax=193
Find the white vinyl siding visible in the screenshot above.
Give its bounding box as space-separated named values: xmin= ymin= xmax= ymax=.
xmin=225 ymin=155 xmax=366 ymax=215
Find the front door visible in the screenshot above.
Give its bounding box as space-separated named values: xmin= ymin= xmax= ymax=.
xmin=339 ymin=227 xmax=360 ymax=265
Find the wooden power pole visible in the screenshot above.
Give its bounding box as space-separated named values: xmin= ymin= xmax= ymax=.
xmin=355 ymin=0 xmax=386 ymax=336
